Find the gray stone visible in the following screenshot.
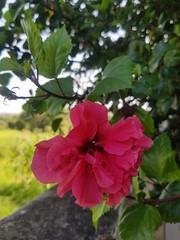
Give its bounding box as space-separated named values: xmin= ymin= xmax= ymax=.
xmin=0 ymin=186 xmax=118 ymax=240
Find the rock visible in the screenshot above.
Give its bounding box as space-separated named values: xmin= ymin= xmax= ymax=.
xmin=0 ymin=186 xmax=118 ymax=240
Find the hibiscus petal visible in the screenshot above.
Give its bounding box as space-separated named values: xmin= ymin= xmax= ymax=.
xmin=35 ymin=135 xmax=63 ymax=149
xmin=46 ymin=142 xmax=78 ymax=171
xmin=70 ymin=100 xmax=109 ymax=129
xmin=66 ymin=120 xmax=97 ymax=146
xmin=57 ymin=159 xmax=86 ymax=198
xmin=106 ymin=190 xmax=127 ymax=206
xmin=112 ymin=118 xmax=139 ymax=141
xmin=106 ymin=177 xmax=131 ymax=206
xmin=72 ymin=165 xmax=103 ymax=207
xmin=103 ymin=141 xmax=133 ymax=155
xmin=137 ymin=135 xmax=152 ymax=149
xmin=83 ymin=100 xmax=109 ymax=127
xmin=31 ymin=147 xmax=60 ymax=184
xmin=93 ymin=164 xmax=114 ymax=188
xmin=70 ymin=103 xmax=85 ymax=127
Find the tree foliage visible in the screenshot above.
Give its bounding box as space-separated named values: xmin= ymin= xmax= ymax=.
xmin=0 ymin=1 xmax=180 ymax=239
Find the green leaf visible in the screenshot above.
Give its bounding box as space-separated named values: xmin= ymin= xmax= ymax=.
xmin=88 ymin=56 xmax=133 ymax=100
xmin=174 ymin=24 xmax=180 ymax=37
xmin=132 ymin=176 xmax=141 ymax=200
xmin=128 ymin=40 xmax=146 ymax=63
xmin=119 ymin=204 xmax=162 ymax=240
xmin=0 ymin=58 xmax=25 ymax=80
xmin=141 ymin=134 xmax=180 ymax=183
xmin=0 ymin=73 xmax=12 ymax=86
xmin=0 ymin=86 xmax=15 ymax=98
xmin=37 ymin=77 xmax=73 ymax=115
xmin=149 ymin=43 xmax=167 ymax=73
xmin=134 ymin=64 xmax=141 ymax=77
xmin=38 ymin=26 xmax=72 ymax=78
xmin=0 ymin=57 xmax=24 ymax=73
xmin=23 ymin=99 xmax=47 ymax=118
xmin=164 ymin=49 xmax=180 ymax=67
xmin=0 ymin=0 xmax=6 ymax=11
xmin=136 ymin=108 xmax=154 ymax=137
xmin=23 ymin=62 xmax=31 ymax=75
xmin=157 ymin=181 xmax=180 ymax=223
xmin=21 ymin=19 xmax=43 ymax=66
xmin=133 ymin=74 xmax=160 ymax=99
xmin=91 ymin=201 xmax=110 ymax=230
xmin=101 ymin=0 xmax=111 ymax=10
xmin=52 ymin=118 xmax=63 ymax=132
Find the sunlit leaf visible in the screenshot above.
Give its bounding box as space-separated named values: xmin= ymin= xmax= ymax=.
xmin=141 ymin=134 xmax=180 ymax=183
xmin=38 ymin=26 xmax=72 ymax=78
xmin=136 ymin=108 xmax=154 ymax=137
xmin=21 ymin=19 xmax=43 ymax=66
xmin=88 ymin=56 xmax=133 ymax=101
xmin=149 ymin=43 xmax=167 ymax=73
xmin=91 ymin=200 xmax=110 ymax=230
xmin=157 ymin=181 xmax=180 ymax=223
xmin=119 ymin=204 xmax=162 ymax=240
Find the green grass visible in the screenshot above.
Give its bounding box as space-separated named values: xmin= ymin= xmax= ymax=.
xmin=0 ymin=129 xmax=55 ymax=220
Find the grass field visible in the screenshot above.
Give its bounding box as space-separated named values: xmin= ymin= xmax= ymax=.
xmin=0 ymin=129 xmax=56 ymax=220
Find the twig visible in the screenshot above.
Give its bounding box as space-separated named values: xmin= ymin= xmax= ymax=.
xmin=125 ymin=195 xmax=136 ymax=200
xmin=125 ymin=193 xmax=180 ymax=206
xmin=28 ymin=70 xmax=85 ymax=101
xmin=144 ymin=194 xmax=180 ymax=205
xmin=10 ymin=94 xmax=49 ymax=100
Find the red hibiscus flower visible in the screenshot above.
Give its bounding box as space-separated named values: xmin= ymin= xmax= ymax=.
xmin=31 ymin=100 xmax=152 ymax=207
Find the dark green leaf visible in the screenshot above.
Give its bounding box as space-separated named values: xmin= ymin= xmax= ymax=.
xmin=88 ymin=56 xmax=133 ymax=100
xmin=128 ymin=40 xmax=146 ymax=63
xmin=45 ymin=97 xmax=65 ymax=115
xmin=4 ymin=10 xmax=13 ymax=26
xmin=164 ymin=49 xmax=180 ymax=67
xmin=157 ymin=181 xmax=180 ymax=223
xmin=52 ymin=118 xmax=63 ymax=132
xmin=38 ymin=26 xmax=72 ymax=78
xmin=158 ymin=79 xmax=172 ymax=99
xmin=0 ymin=73 xmax=12 ymax=86
xmin=133 ymin=74 xmax=160 ymax=99
xmin=133 ymin=80 xmax=150 ymax=98
xmin=23 ymin=99 xmax=47 ymax=118
xmin=136 ymin=108 xmax=154 ymax=137
xmin=37 ymin=77 xmax=73 ymax=96
xmin=149 ymin=43 xmax=167 ymax=73
xmin=0 ymin=86 xmax=15 ymax=98
xmin=141 ymin=134 xmax=180 ymax=183
xmin=174 ymin=24 xmax=180 ymax=37
xmin=91 ymin=201 xmax=110 ymax=230
xmin=119 ymin=204 xmax=162 ymax=240
xmin=21 ymin=19 xmax=43 ymax=66
xmin=0 ymin=0 xmax=5 ymax=11
xmin=0 ymin=58 xmax=24 ymax=73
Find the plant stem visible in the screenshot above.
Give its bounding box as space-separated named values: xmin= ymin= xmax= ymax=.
xmin=144 ymin=194 xmax=180 ymax=205
xmin=125 ymin=194 xmax=180 ymax=206
xmin=28 ymin=69 xmax=85 ymax=101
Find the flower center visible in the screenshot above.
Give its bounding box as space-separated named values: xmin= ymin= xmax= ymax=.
xmin=87 ymin=140 xmax=96 ymax=156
